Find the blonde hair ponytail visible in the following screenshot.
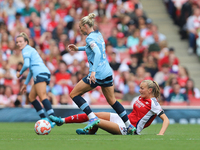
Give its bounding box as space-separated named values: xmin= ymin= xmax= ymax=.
xmin=142 ymin=80 xmax=160 ymax=98
xmin=17 ymin=32 xmax=29 ymax=44
xmin=81 ymin=13 xmax=96 ymax=27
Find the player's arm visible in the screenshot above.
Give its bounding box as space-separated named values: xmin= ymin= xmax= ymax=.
xmin=20 ymin=58 xmax=30 ymax=75
xmin=68 ymin=44 xmax=86 ymax=51
xmin=17 ymin=58 xmax=30 ymax=78
xmin=24 ymin=71 xmax=33 ymax=85
xmin=20 ymin=71 xmax=33 ymax=93
xmin=78 ymin=46 xmax=86 ymax=51
xmin=157 ymin=113 xmax=170 ymax=135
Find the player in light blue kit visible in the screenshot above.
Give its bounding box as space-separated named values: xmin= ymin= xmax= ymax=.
xmin=49 ymin=13 xmax=136 ymax=135
xmin=16 ymin=32 xmax=58 ymax=128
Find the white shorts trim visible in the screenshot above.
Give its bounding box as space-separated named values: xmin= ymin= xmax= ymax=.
xmin=110 ymin=113 xmax=127 ymax=135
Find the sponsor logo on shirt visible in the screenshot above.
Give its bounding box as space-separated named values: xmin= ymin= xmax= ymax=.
xmin=135 ymin=100 xmax=145 ymax=108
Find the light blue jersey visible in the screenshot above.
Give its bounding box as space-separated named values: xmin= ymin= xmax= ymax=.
xmin=20 ymin=45 xmax=50 ymax=85
xmin=85 ymin=30 xmax=113 ymax=80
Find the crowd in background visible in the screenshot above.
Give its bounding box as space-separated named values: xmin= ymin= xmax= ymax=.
xmin=164 ymin=0 xmax=200 ymax=55
xmin=0 ymin=0 xmax=200 ymax=107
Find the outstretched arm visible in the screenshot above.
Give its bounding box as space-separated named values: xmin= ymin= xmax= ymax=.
xmin=68 ymin=44 xmax=86 ymax=51
xmin=157 ymin=113 xmax=170 ymax=135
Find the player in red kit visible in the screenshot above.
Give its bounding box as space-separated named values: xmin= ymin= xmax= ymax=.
xmin=50 ymin=80 xmax=169 ymax=135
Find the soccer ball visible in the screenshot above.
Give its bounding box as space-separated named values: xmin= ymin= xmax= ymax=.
xmin=34 ymin=119 xmax=51 ymax=135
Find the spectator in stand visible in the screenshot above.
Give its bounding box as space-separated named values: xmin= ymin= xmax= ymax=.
xmin=134 ymin=66 xmax=152 ymax=86
xmin=8 ymin=47 xmax=23 ymax=68
xmin=21 ymin=0 xmax=39 ymax=22
xmin=163 ymin=76 xmax=178 ymax=99
xmin=186 ymin=7 xmax=200 ymax=54
xmin=177 ymin=66 xmax=189 ymax=88
xmin=54 ymin=60 xmax=71 ymax=85
xmin=178 ymin=0 xmax=193 ymax=39
xmin=45 ymin=10 xmax=59 ymax=32
xmin=62 ymin=49 xmax=84 ymax=65
xmin=99 ymin=16 xmax=116 ymax=40
xmin=0 ymin=84 xmax=5 ymax=96
xmin=46 ymin=44 xmax=61 ymax=72
xmin=115 ymin=32 xmax=128 ymax=53
xmin=39 ymin=31 xmax=52 ymax=54
xmin=158 ymin=47 xmax=179 ymax=71
xmin=0 ymin=60 xmax=16 ymax=79
xmin=52 ymin=23 xmax=68 ymax=44
xmin=2 ymin=0 xmax=16 ymax=19
xmin=127 ymin=28 xmax=147 ymax=49
xmin=143 ymin=55 xmax=158 ymax=78
xmin=181 ymin=78 xmax=200 ymax=100
xmin=154 ymin=64 xmax=171 ymax=87
xmin=109 ymin=49 xmax=121 ymax=71
xmin=124 ymin=19 xmax=137 ymax=37
xmin=131 ymin=8 xmax=147 ymax=26
xmin=114 ymin=63 xmax=131 ymax=94
xmin=63 ymin=7 xmax=75 ymax=31
xmin=122 ymin=81 xmax=140 ymax=102
xmin=145 ymin=25 xmax=166 ymax=45
xmin=128 ymin=54 xmax=139 ymax=75
xmin=8 ymin=12 xmax=26 ymax=34
xmin=0 ymin=85 xmax=17 ymax=107
xmin=29 ymin=16 xmax=45 ymax=44
xmin=107 ymin=27 xmax=118 ymax=48
xmin=117 ymin=14 xmax=130 ymax=34
xmin=166 ymin=83 xmax=188 ymax=104
xmin=56 ymin=0 xmax=71 ymax=19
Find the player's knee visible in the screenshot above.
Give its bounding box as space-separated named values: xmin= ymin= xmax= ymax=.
xmin=28 ymin=95 xmax=35 ymax=102
xmin=69 ymin=92 xmax=74 ymax=99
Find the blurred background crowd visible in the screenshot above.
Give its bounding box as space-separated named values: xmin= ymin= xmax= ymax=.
xmin=0 ymin=0 xmax=200 ymax=107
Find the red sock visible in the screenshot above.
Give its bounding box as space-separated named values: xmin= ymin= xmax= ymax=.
xmin=64 ymin=114 xmax=89 ymax=123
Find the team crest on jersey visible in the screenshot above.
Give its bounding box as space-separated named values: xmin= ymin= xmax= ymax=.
xmin=90 ymin=42 xmax=97 ymax=50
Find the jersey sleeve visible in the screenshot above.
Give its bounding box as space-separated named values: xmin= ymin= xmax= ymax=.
xmin=20 ymin=58 xmax=30 ymax=75
xmin=86 ymin=38 xmax=98 ymax=51
xmin=22 ymin=47 xmax=32 ymax=59
xmin=151 ymin=98 xmax=163 ymax=116
xmin=86 ymin=37 xmax=101 ymax=72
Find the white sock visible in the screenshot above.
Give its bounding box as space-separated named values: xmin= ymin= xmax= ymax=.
xmin=125 ymin=120 xmax=131 ymax=128
xmin=62 ymin=118 xmax=65 ymax=123
xmin=88 ymin=112 xmax=96 ymax=120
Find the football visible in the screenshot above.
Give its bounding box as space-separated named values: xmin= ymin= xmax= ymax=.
xmin=34 ymin=119 xmax=51 ymax=135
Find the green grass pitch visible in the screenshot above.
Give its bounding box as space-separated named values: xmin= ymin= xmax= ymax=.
xmin=0 ymin=123 xmax=199 ymax=150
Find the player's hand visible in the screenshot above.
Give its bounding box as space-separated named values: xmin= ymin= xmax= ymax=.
xmin=68 ymin=44 xmax=78 ymax=51
xmin=20 ymin=84 xmax=27 ymax=93
xmin=89 ymin=72 xmax=96 ymax=84
xmin=16 ymin=71 xmax=21 ymax=78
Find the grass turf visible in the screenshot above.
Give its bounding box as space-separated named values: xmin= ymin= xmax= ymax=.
xmin=0 ymin=123 xmax=199 ymax=150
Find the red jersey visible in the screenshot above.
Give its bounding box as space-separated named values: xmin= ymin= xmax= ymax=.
xmin=128 ymin=96 xmax=163 ymax=134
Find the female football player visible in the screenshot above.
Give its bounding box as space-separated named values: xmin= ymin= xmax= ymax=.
xmin=50 ymin=80 xmax=169 ymax=135
xmin=16 ymin=32 xmax=57 ymax=127
xmin=65 ymin=13 xmax=136 ymax=134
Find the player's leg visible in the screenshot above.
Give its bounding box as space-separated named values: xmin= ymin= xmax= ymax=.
xmin=28 ymin=85 xmax=46 ymax=119
xmin=35 ymin=82 xmax=55 ymax=116
xmin=70 ymin=79 xmax=100 ymax=130
xmin=50 ymin=112 xmax=110 ymax=124
xmin=98 ymin=119 xmax=122 ymax=135
xmin=35 ymin=81 xmax=57 ymax=127
xmin=101 ymin=85 xmax=136 ymax=135
xmin=76 ymin=113 xmax=123 ymax=135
